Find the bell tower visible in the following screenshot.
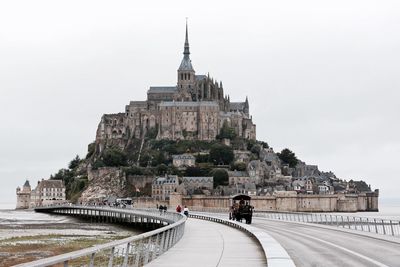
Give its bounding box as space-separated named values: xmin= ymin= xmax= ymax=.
xmin=177 ymin=20 xmax=195 ymax=101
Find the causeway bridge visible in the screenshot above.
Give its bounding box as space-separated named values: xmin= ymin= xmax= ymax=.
xmin=15 ymin=205 xmax=400 ymax=267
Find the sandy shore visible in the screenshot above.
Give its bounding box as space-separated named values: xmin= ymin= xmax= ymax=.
xmin=0 ymin=209 xmax=142 ymax=266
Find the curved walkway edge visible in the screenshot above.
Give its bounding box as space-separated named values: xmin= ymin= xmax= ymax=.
xmin=191 ymin=213 xmax=295 ymax=267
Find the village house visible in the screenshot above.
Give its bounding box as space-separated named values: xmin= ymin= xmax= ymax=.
xmin=182 ymin=176 xmax=213 ymax=192
xmin=152 ymin=175 xmax=179 ymax=201
xmin=228 ymin=170 xmax=251 ymax=185
xmin=16 ymin=179 xmax=66 ymax=209
xmin=172 ymin=154 xmax=196 ymax=168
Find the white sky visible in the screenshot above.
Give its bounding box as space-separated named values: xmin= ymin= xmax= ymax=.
xmin=1 ymin=0 xmax=399 ymax=204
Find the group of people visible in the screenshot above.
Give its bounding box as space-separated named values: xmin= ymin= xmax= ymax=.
xmin=176 ymin=204 xmax=189 ymax=216
xmin=157 ymin=204 xmax=168 ymax=215
xmin=156 ymin=204 xmax=189 ymax=216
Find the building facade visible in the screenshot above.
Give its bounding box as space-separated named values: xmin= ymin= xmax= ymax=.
xmin=16 ymin=179 xmax=66 ymax=209
xmin=152 ymin=175 xmax=179 ymax=201
xmin=95 ymin=23 xmax=256 ymax=153
xmin=172 ymin=154 xmax=196 ymax=168
xmin=182 ymin=176 xmax=213 ymax=192
xmin=16 ymin=180 xmax=31 ymax=209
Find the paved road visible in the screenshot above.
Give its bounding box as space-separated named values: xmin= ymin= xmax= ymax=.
xmin=252 ymin=217 xmax=400 ymax=267
xmin=147 ymin=218 xmax=267 ymax=267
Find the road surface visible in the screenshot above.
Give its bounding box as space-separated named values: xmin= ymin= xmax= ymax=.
xmin=252 ymin=217 xmax=400 ymax=267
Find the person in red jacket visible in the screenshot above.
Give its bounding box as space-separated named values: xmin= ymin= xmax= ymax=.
xmin=176 ymin=204 xmax=182 ymax=213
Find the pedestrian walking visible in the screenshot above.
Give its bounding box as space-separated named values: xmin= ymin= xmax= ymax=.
xmin=176 ymin=205 xmax=182 ymax=213
xmin=183 ymin=206 xmax=189 ymax=216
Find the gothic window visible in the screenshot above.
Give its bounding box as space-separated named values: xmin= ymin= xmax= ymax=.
xmin=188 ymin=73 xmax=190 ymax=80
xmin=181 ymin=73 xmax=183 ymax=80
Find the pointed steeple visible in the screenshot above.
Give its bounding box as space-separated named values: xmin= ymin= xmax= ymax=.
xmin=178 ymin=19 xmax=194 ymax=72
xmin=184 ymin=19 xmax=190 ymax=56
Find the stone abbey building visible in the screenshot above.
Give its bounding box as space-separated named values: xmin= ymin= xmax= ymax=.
xmin=96 ymin=24 xmax=256 ymax=151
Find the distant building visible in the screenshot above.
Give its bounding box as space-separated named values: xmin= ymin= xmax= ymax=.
xmin=16 ymin=179 xmax=66 ymax=209
xmin=182 ymin=176 xmax=213 ymax=192
xmin=152 ymin=175 xmax=179 ymax=201
xmin=233 ymin=150 xmax=251 ymax=163
xmin=318 ymin=185 xmax=330 ymax=194
xmin=292 ymin=179 xmax=305 ymax=193
xmin=33 ymin=179 xmax=66 ymax=206
xmin=305 ymin=179 xmax=314 ymax=194
xmin=94 ymin=23 xmax=256 ymax=155
xmin=228 ymin=171 xmax=250 ymax=185
xmin=172 ymin=154 xmax=196 ymax=168
xmin=235 ymin=182 xmax=257 ymax=196
xmin=16 ymin=180 xmax=31 ymax=209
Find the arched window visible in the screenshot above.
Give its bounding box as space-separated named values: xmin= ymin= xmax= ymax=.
xmin=181 ymin=73 xmax=184 ymax=80
xmin=184 ymin=73 xmax=187 ymax=80
xmin=188 ymin=73 xmax=190 ymax=80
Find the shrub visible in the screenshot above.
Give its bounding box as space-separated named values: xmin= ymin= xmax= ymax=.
xmin=211 ymin=169 xmax=229 ymax=188
xmin=209 ymin=144 xmax=234 ymax=165
xmin=102 ymin=148 xmax=128 ymax=167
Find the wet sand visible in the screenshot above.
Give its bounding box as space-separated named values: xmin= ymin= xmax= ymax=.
xmin=0 ymin=209 xmax=142 ymax=266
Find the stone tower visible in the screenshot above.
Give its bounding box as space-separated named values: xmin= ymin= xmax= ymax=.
xmin=16 ymin=180 xmax=31 ymax=209
xmin=176 ymin=21 xmax=195 ymax=101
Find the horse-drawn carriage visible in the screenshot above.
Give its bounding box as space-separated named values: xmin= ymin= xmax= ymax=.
xmin=229 ymin=194 xmax=254 ymax=224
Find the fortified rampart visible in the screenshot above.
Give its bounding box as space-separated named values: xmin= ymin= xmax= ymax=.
xmin=167 ymin=191 xmax=379 ymax=212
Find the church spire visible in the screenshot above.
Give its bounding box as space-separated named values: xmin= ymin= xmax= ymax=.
xmin=178 ymin=19 xmax=194 ymax=72
xmin=184 ymin=18 xmax=190 ymax=56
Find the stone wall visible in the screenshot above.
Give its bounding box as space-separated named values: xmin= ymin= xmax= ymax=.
xmin=135 ymin=197 xmax=168 ymax=209
xmin=172 ymin=192 xmax=379 ymax=212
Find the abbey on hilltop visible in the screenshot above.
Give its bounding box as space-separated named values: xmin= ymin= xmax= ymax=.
xmin=96 ymin=23 xmax=256 ymax=152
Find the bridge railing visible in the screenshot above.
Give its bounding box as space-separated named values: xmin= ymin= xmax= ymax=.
xmin=254 ymin=211 xmax=400 ymax=237
xmin=16 ymin=205 xmax=187 ymax=267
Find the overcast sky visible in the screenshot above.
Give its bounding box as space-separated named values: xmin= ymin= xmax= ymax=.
xmin=1 ymin=0 xmax=399 ymax=204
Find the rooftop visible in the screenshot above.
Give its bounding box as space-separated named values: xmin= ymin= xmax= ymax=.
xmin=148 ymin=86 xmax=177 ymax=94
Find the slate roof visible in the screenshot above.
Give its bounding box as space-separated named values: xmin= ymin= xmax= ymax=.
xmin=38 ymin=179 xmax=65 ymax=189
xmin=173 ymin=154 xmax=195 ymax=160
xmin=182 ymin=177 xmax=213 ymax=183
xmin=148 ymin=86 xmax=177 ymax=94
xmin=229 ymin=102 xmax=245 ymax=111
xmin=178 ymin=56 xmax=194 ymax=71
xmin=159 ymin=101 xmax=218 ymax=107
xmin=195 ymin=75 xmax=207 ymax=81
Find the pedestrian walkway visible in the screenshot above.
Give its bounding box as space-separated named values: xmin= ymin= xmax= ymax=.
xmin=147 ymin=218 xmax=267 ymax=267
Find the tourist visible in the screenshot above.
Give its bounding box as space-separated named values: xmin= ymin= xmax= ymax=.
xmin=159 ymin=204 xmax=163 ymax=215
xmin=183 ymin=206 xmax=189 ymax=216
xmin=176 ymin=205 xmax=182 ymax=213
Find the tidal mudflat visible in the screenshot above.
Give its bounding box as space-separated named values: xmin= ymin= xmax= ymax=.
xmin=0 ymin=209 xmax=141 ymax=266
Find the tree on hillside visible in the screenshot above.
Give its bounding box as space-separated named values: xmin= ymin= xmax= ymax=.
xmin=211 ymin=169 xmax=229 ymax=188
xmin=156 ymin=164 xmax=168 ymax=175
xmin=209 ymin=144 xmax=234 ymax=165
xmin=102 ymin=147 xmax=128 ymax=167
xmin=185 ymin=166 xmax=203 ymax=177
xmin=278 ymin=148 xmax=298 ymax=168
xmin=231 ymin=161 xmax=247 ymax=171
xmin=68 ymin=155 xmax=81 ymax=170
xmin=216 ymin=121 xmax=236 ymax=140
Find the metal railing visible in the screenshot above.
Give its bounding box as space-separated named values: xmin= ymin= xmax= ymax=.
xmin=15 ymin=205 xmax=187 ymax=267
xmin=254 ymin=211 xmax=400 ymax=237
